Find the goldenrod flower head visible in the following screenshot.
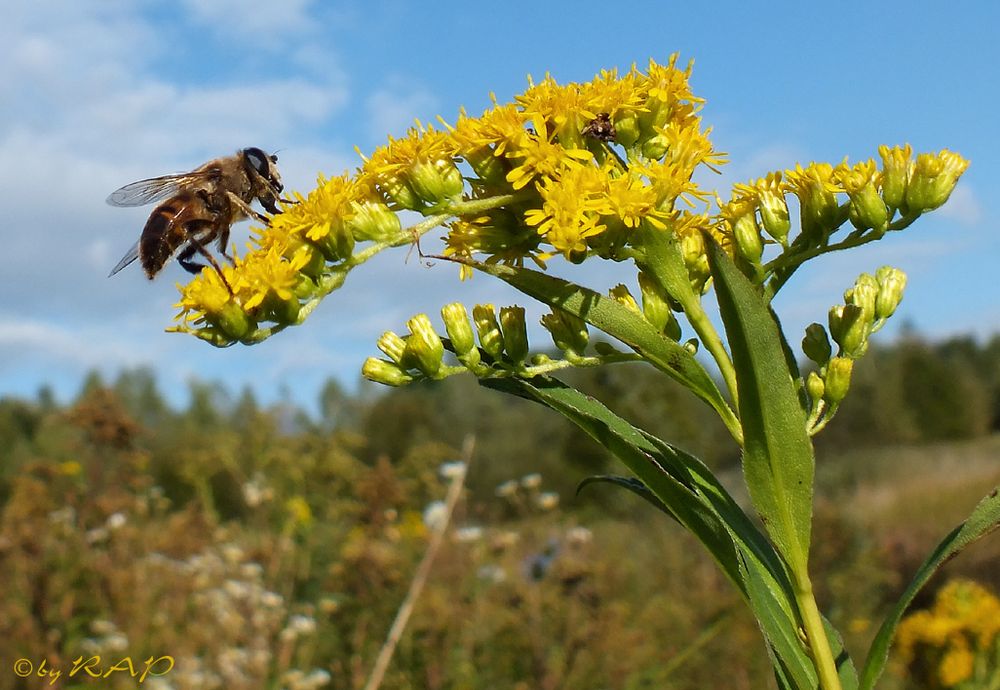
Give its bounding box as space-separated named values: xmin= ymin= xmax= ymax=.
xmin=517 ymin=74 xmax=597 ymax=150
xmin=784 ymin=162 xmax=844 ymax=238
xmin=268 ymin=174 xmax=359 ymax=257
xmin=472 ymin=304 xmax=504 ymax=359
xmin=173 ymin=264 xmax=252 ymax=340
xmin=440 ymin=302 xmax=479 ymax=366
xmin=499 ymin=305 xmax=529 ymax=363
xmin=896 ymin=579 xmax=1000 ymax=688
xmin=835 ymin=159 xmax=889 ymax=233
xmin=878 ymin=143 xmax=913 ymax=211
xmin=906 ymin=149 xmax=970 ymax=213
xmin=362 ymin=358 xmax=414 ymax=387
xmin=523 ymin=164 xmax=607 ymax=258
xmin=540 ymin=308 xmax=588 ymax=355
xmin=875 ymin=266 xmax=907 ymax=320
xmin=444 ymin=211 xmax=546 ymax=276
xmin=604 ymin=168 xmax=670 ymax=229
xmin=404 ymin=313 xmax=444 ymax=377
xmin=734 ymin=172 xmax=790 ymax=245
xmin=718 ymin=194 xmax=762 ymax=264
xmin=636 ymin=55 xmax=702 ymax=136
xmin=504 ymin=115 xmax=594 ymax=190
xmin=362 ymin=125 xmax=459 ymax=208
xmin=822 ymin=356 xmax=854 ymax=403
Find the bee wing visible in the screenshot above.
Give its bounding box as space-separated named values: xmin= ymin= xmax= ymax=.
xmin=105 ymin=171 xmax=215 ymax=207
xmin=108 ymin=241 xmax=140 ymax=277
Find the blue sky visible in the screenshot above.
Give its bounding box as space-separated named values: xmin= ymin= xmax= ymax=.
xmin=2 ymin=1 xmax=997 ymax=412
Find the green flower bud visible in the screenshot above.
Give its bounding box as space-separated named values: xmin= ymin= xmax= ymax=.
xmin=678 ymin=231 xmax=711 ymax=294
xmin=828 ymin=304 xmax=866 ymax=356
xmin=408 ymin=158 xmax=465 ymax=204
xmin=874 ymin=266 xmax=907 ymax=320
xmin=613 ymin=113 xmax=641 ymax=148
xmin=441 ymin=302 xmax=480 ymax=367
xmin=787 ymin=163 xmax=841 ymax=239
xmin=289 ymin=240 xmax=326 ymax=279
xmin=904 ymin=150 xmax=970 ymax=214
xmin=473 ymin=304 xmax=504 ymax=359
xmin=499 ymin=306 xmax=529 ymax=364
xmin=802 ymin=323 xmax=832 ymax=365
xmin=878 ymin=144 xmax=912 ymax=212
xmin=262 ymin=293 xmax=301 ymax=326
xmin=758 ymin=181 xmax=791 ymax=246
xmin=835 ymin=160 xmax=889 ymax=234
xmin=293 ymin=275 xmax=320 ymax=300
xmin=347 ymin=200 xmax=402 ymax=242
xmin=637 ymin=271 xmax=677 ymax=337
xmin=215 ymin=302 xmax=252 ymax=340
xmin=463 ymin=146 xmax=507 ymax=186
xmin=847 ymin=274 xmax=879 ymax=323
xmin=540 ymin=309 xmax=589 ymax=355
xmin=733 ymin=211 xmax=763 ymax=265
xmin=317 ymin=224 xmax=355 ymax=262
xmin=823 ymin=357 xmax=854 ymax=404
xmin=640 ymin=136 xmax=668 ymax=161
xmin=379 ymin=172 xmax=423 ymax=210
xmin=405 ymin=314 xmax=445 ymax=377
xmin=377 ymin=331 xmax=408 ymax=365
xmin=362 ymin=358 xmax=415 ymax=387
xmin=806 ymin=371 xmax=825 ymax=401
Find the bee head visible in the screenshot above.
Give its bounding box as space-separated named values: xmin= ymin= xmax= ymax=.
xmin=243 ymin=147 xmax=284 ymax=193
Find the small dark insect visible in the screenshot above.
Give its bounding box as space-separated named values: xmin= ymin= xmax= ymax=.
xmin=582 ymin=113 xmax=616 ymax=142
xmin=107 ymin=148 xmax=290 ymax=293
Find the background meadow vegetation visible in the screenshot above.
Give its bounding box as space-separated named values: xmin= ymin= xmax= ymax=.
xmin=1 ymin=329 xmax=999 ymax=689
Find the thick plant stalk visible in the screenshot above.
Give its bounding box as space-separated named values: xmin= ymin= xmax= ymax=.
xmin=362 ymin=435 xmax=475 ymax=690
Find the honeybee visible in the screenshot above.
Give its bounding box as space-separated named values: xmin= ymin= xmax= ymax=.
xmin=107 ymin=147 xmax=288 ymax=292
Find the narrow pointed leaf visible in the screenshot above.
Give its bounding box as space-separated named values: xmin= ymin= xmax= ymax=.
xmin=577 ymin=474 xmax=676 ymax=519
xmin=483 ymin=375 xmax=818 ymax=684
xmin=859 ymin=486 xmax=1000 ymax=690
xmin=706 ymin=238 xmax=815 ymax=572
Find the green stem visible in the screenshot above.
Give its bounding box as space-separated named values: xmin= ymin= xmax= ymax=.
xmin=685 ymin=301 xmax=740 ymax=412
xmin=763 ymin=214 xmax=920 ymax=300
xmin=793 ymin=572 xmax=843 ymax=690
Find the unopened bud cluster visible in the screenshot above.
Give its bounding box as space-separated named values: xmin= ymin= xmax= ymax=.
xmin=363 ymin=303 xmax=542 ymax=386
xmin=722 ymin=148 xmax=967 ymax=280
xmin=802 ymin=267 xmax=907 ymax=412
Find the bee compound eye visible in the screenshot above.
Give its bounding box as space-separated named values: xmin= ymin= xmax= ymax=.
xmin=243 ymin=147 xmax=270 ymax=176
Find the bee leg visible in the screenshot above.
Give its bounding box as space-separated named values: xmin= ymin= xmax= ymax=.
xmin=216 ymin=227 xmax=236 ymax=265
xmin=226 ymin=191 xmax=271 ymax=224
xmin=178 ymin=242 xmax=234 ymax=296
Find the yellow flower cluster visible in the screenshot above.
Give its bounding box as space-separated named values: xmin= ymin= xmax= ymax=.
xmin=896 ymin=579 xmax=1000 ymax=688
xmin=170 ymin=53 xmax=967 ymax=347
xmin=172 ymin=55 xmax=726 ymax=343
xmin=718 ymin=146 xmax=968 ymax=267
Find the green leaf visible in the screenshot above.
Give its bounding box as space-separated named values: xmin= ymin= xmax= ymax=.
xmin=483 ymin=375 xmax=819 ymax=685
xmin=706 ymin=238 xmax=815 ymax=573
xmin=578 ymin=474 xmax=677 ymax=520
xmin=457 ymin=258 xmax=741 ymax=440
xmin=859 ymin=486 xmax=1000 ymax=690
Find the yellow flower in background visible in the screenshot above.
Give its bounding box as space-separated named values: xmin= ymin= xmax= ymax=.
xmin=896 ymin=579 xmax=1000 ymax=688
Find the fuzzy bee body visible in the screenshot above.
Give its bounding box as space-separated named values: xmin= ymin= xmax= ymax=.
xmin=107 ymin=147 xmax=287 ymax=291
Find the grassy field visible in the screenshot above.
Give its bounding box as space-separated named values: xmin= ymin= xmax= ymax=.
xmin=1 ymin=394 xmax=997 ymax=690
